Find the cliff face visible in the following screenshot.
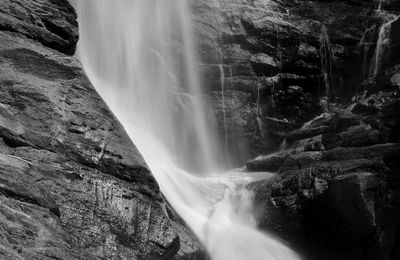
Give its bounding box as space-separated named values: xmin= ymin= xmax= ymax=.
xmin=0 ymin=1 xmax=201 ymax=259
xmin=191 ymin=0 xmax=400 ymax=259
xmin=192 ymin=0 xmax=399 ymax=165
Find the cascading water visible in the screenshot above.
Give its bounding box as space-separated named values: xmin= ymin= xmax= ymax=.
xmin=369 ymin=15 xmax=399 ymax=78
xmin=359 ymin=2 xmax=399 ymax=79
xmin=75 ymin=0 xmax=299 ymax=259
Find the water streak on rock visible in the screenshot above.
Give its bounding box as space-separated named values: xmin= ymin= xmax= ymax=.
xmin=369 ymin=15 xmax=399 ymax=78
xmin=319 ymin=25 xmax=335 ymax=109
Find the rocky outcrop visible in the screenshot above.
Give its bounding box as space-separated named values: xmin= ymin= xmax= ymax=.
xmin=192 ymin=0 xmax=397 ymax=166
xmin=0 ymin=0 xmax=78 ymax=55
xmin=246 ymin=84 xmax=400 ymax=259
xmin=193 ymin=1 xmax=400 ymax=257
xmin=0 ymin=1 xmax=202 ymax=259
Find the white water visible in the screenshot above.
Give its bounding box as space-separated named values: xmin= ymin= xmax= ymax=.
xmin=75 ymin=1 xmax=299 ymax=259
xmin=359 ymin=2 xmax=399 ymax=79
xmin=369 ymin=15 xmax=399 ymax=78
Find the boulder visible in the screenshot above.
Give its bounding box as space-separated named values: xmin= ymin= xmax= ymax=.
xmin=250 ymin=141 xmax=397 ymax=259
xmin=286 ymin=126 xmax=328 ymax=143
xmin=322 ymin=124 xmax=381 ymax=149
xmin=246 ymin=152 xmax=289 ymax=172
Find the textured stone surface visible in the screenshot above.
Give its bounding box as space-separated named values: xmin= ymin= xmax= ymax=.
xmin=247 ymin=103 xmax=400 ymax=259
xmin=196 ymin=2 xmax=400 ymax=257
xmin=0 ymin=0 xmax=78 ymax=55
xmin=0 ymin=1 xmax=202 ymax=259
xmin=192 ymin=0 xmax=396 ymax=165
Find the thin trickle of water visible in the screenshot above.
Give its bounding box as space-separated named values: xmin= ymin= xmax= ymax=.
xmin=212 ymin=0 xmax=231 ymax=166
xmin=279 ymin=139 xmax=287 ymax=151
xmin=255 ymin=83 xmax=265 ymax=139
xmin=378 ymin=0 xmax=383 ymax=11
xmin=319 ymin=25 xmax=335 ymax=109
xmin=75 ymin=0 xmax=299 ymax=259
xmin=219 ymin=64 xmax=230 ymax=164
xmin=359 ymin=25 xmax=376 ymax=79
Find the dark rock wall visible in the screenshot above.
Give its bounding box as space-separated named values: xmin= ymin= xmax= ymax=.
xmin=234 ymin=1 xmax=400 ymax=258
xmin=0 ymin=1 xmax=202 ymax=259
xmin=0 ymin=0 xmax=78 ymax=55
xmin=247 ymin=111 xmax=400 ymax=259
xmin=192 ymin=0 xmax=400 ymax=259
xmin=192 ymin=0 xmax=398 ymax=166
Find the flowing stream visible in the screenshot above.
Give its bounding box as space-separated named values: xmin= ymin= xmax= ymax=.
xmin=75 ymin=0 xmax=299 ymax=259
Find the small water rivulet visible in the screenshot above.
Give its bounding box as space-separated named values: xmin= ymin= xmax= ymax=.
xmin=319 ymin=25 xmax=335 ymax=110
xmin=75 ymin=1 xmax=299 ymax=259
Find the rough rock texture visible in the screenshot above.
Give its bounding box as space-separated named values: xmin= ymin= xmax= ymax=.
xmin=192 ymin=0 xmax=398 ymax=166
xmin=246 ymin=87 xmax=400 ymax=259
xmin=0 ymin=0 xmax=78 ymax=55
xmin=191 ymin=3 xmax=400 ymax=256
xmin=0 ymin=1 xmax=202 ymax=259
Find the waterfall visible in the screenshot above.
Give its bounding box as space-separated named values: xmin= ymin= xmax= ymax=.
xmin=359 ymin=2 xmax=399 ymax=79
xmin=369 ymin=16 xmax=398 ymax=78
xmin=75 ymin=0 xmax=299 ymax=259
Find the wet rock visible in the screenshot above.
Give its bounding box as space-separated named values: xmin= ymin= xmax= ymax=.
xmin=286 ymin=126 xmax=328 ymax=143
xmin=194 ymin=0 xmax=400 ymax=258
xmin=304 ymin=135 xmax=325 ymax=152
xmin=249 ymin=142 xmax=397 ymax=259
xmin=193 ymin=0 xmax=378 ymax=161
xmin=249 ymin=53 xmax=279 ymax=77
xmin=327 ymin=113 xmax=362 ymax=132
xmin=194 ymin=0 xmax=397 ymax=179
xmin=351 ymin=102 xmax=381 ymax=114
xmin=0 ymin=1 xmax=202 ymax=258
xmin=248 ymin=104 xmax=400 ymax=259
xmin=246 ymin=152 xmax=289 ymax=172
xmin=323 ymin=124 xmax=381 ymax=149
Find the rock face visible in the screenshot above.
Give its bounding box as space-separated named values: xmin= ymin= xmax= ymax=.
xmin=192 ymin=0 xmax=393 ymax=166
xmin=192 ymin=3 xmax=400 ymax=257
xmin=0 ymin=0 xmax=202 ymax=259
xmin=0 ymin=0 xmax=78 ymax=55
xmin=246 ymin=88 xmax=400 ymax=259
